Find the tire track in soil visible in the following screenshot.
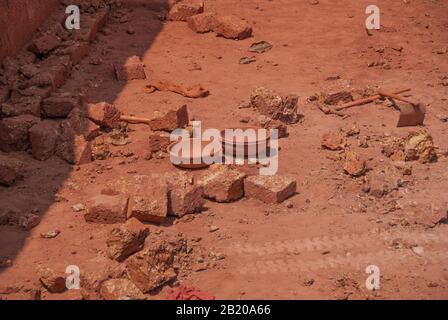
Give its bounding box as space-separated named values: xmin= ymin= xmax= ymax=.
xmin=218 ymin=228 xmax=448 ymax=275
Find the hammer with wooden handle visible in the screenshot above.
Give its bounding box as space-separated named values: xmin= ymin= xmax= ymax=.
xmin=377 ymin=91 xmax=420 ymax=106
xmin=335 ymin=88 xmax=411 ymax=111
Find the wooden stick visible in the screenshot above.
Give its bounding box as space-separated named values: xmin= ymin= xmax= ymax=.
xmin=378 ymin=91 xmax=419 ymax=106
xmin=335 ymin=88 xmax=411 ymax=111
xmin=120 ymin=115 xmax=151 ymax=125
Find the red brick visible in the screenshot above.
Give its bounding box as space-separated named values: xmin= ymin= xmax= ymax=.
xmin=29 ymin=121 xmax=60 ymax=161
xmin=129 ymin=185 xmax=168 ymax=224
xmin=245 ymin=175 xmax=297 ymax=204
xmin=198 ymin=164 xmax=246 ymax=203
xmin=84 ymin=194 xmax=129 ymax=224
xmin=106 ymin=218 xmax=150 ymax=262
xmin=148 ymin=104 xmax=189 ymax=132
xmin=169 ymin=0 xmax=204 ymax=21
xmin=166 ymin=173 xmax=205 ymax=217
xmin=0 ymin=154 xmax=23 ymax=186
xmin=114 ymin=56 xmax=146 ymax=81
xmin=0 ymin=115 xmax=40 ymax=152
xmin=213 ymin=15 xmax=253 ymax=40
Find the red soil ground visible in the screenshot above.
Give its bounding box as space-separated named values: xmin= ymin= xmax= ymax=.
xmin=1 ymin=0 xmax=447 ymax=300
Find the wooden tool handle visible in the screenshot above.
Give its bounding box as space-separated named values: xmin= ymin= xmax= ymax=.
xmin=335 ymin=88 xmax=411 ymax=111
xmin=378 ymin=91 xmax=419 ymax=106
xmin=120 ymin=115 xmax=151 ymax=125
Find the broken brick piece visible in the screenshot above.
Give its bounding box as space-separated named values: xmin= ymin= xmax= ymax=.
xmin=169 ymin=0 xmax=204 ymax=21
xmin=0 ymin=115 xmax=40 ymax=152
xmin=148 ymin=131 xmax=171 ymax=154
xmin=100 ymin=279 xmax=146 ymax=300
xmin=38 ymin=267 xmax=66 ymax=294
xmin=84 ymin=194 xmax=129 ymax=224
xmin=57 ymin=41 xmax=90 ymax=65
xmin=187 ymin=13 xmax=217 ymax=33
xmin=198 ymin=164 xmax=246 ymax=203
xmin=245 ymin=175 xmax=297 ymax=204
xmin=29 ymin=33 xmax=61 ymax=55
xmin=86 ymin=102 xmax=121 ymax=129
xmin=321 ymin=131 xmax=346 ymax=151
xmin=29 ymin=121 xmax=59 ymax=161
xmin=343 ymin=151 xmax=366 ymax=177
xmin=213 ymin=15 xmax=253 ymax=40
xmin=114 ymin=56 xmax=146 ymax=81
xmin=67 ymin=108 xmax=101 ymax=141
xmin=0 ymin=154 xmax=23 ymax=186
xmin=149 ymin=104 xmax=189 ymax=132
xmin=125 ymin=240 xmax=178 ymax=293
xmin=106 ymin=218 xmax=150 ymax=262
xmin=74 ymin=8 xmax=109 ymax=42
xmin=167 ymin=174 xmax=205 ymax=217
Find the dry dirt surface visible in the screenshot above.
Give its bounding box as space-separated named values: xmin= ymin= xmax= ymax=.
xmin=0 ymin=0 xmax=448 ymax=300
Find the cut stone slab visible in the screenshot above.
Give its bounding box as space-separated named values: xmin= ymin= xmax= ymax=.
xmin=114 ymin=56 xmax=146 ymax=81
xmin=84 ymin=194 xmax=129 ymax=224
xmin=245 ymin=175 xmax=297 ymax=204
xmin=29 ymin=120 xmax=60 ymax=161
xmin=198 ymin=164 xmax=246 ymax=203
xmin=149 ymin=104 xmax=189 ymax=132
xmin=0 ymin=154 xmax=24 ymax=186
xmin=169 ymin=0 xmax=204 ymax=21
xmin=106 ymin=218 xmax=150 ymax=262
xmin=213 ymin=15 xmax=252 ymax=40
xmin=100 ymin=279 xmax=146 ymax=300
xmin=0 ymin=115 xmax=40 ymax=152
